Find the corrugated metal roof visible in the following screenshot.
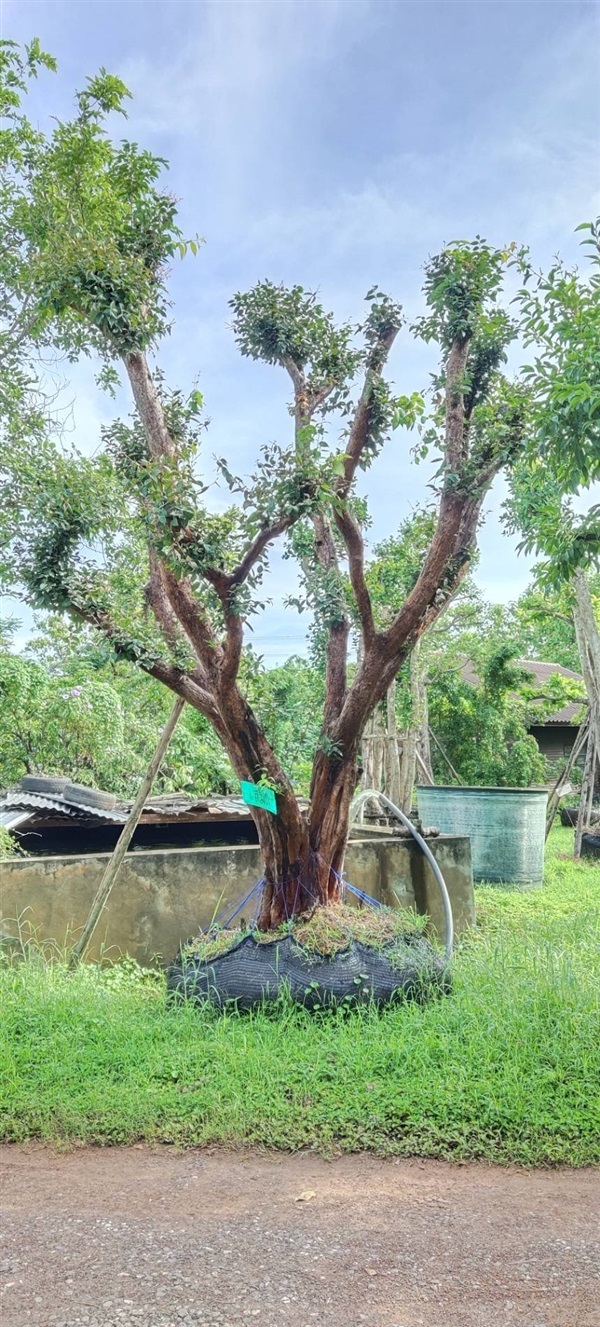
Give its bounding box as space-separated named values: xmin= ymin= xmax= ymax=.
xmin=2 ymin=792 xmax=127 ymax=823
xmin=1 ymin=786 xmax=309 ymax=831
xmin=0 ymin=808 xmax=32 ymax=830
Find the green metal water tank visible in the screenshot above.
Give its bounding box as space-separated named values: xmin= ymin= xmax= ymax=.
xmin=416 ymin=785 xmax=548 ymax=886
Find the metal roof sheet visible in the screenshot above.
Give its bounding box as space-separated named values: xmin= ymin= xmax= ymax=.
xmin=0 ymin=809 xmax=32 ymax=830
xmin=2 ymin=792 xmax=127 ymax=823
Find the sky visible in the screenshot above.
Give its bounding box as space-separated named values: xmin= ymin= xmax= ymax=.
xmin=1 ymin=0 xmax=599 ymax=662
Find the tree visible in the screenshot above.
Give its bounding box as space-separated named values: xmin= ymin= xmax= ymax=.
xmin=1 ymin=47 xmax=536 ymax=925
xmin=506 ymin=580 xmax=600 ymax=673
xmin=0 ymin=617 xmax=236 ymax=796
xmin=507 ymin=221 xmax=600 ymax=849
xmin=427 ymin=645 xmax=583 ymax=787
xmin=0 ymin=651 xmax=124 ymax=788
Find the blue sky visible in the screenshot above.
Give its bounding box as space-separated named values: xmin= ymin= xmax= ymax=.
xmin=2 ymin=0 xmax=599 ymax=661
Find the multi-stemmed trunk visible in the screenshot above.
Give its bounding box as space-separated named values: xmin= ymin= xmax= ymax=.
xmin=73 ymin=288 xmax=515 ymax=929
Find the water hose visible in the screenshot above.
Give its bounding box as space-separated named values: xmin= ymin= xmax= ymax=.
xmin=350 ymin=789 xmax=454 ymax=965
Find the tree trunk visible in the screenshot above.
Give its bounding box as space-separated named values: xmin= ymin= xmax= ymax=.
xmin=572 ymin=569 xmax=600 ymax=750
xmin=251 ymin=749 xmax=359 ymax=931
xmin=572 ymin=569 xmax=600 ymax=855
xmin=220 ymin=701 xmax=359 ymax=931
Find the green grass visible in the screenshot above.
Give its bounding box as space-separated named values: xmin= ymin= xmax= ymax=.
xmin=1 ymin=827 xmax=598 ymax=1165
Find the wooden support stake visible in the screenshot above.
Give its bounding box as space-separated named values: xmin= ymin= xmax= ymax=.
xmin=545 ymin=715 xmax=589 ymax=840
xmin=575 ymin=712 xmax=598 ymax=858
xmin=415 ymin=748 xmax=434 ymax=784
xmin=427 ymin=726 xmax=464 ymax=785
xmin=69 ymin=696 xmax=186 ymax=968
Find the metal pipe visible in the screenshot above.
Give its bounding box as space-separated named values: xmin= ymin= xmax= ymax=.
xmin=350 ymin=788 xmax=454 ymax=965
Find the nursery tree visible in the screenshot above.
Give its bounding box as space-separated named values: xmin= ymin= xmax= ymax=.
xmin=2 ymin=45 xmax=533 ymax=924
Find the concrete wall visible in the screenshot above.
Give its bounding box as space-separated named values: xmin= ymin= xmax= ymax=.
xmin=0 ymin=835 xmax=474 ymax=966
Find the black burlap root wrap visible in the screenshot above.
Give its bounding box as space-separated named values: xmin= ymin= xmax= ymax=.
xmin=582 ymin=832 xmax=600 ymax=860
xmin=166 ymin=932 xmax=449 ymax=1010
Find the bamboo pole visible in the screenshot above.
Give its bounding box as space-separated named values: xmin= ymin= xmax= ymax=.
xmin=69 ymin=696 xmax=185 ymax=968
xmin=386 ymin=680 xmax=402 ymax=806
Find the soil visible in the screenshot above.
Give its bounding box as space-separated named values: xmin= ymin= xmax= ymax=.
xmin=1 ymin=1145 xmax=598 ymax=1327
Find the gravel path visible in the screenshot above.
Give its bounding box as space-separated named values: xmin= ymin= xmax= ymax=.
xmin=1 ymin=1146 xmax=598 ymax=1327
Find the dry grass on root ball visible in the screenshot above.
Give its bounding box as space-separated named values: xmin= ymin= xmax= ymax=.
xmin=180 ymin=901 xmax=429 ymax=964
xmin=169 ymin=902 xmax=444 ymax=1011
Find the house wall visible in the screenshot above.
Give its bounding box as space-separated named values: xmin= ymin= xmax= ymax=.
xmin=529 ymin=724 xmax=580 ymax=765
xmin=0 ymin=834 xmax=473 ymax=966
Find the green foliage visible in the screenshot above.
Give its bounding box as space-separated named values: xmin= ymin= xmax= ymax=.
xmin=0 ymin=652 xmax=125 ymax=788
xmin=366 ymin=509 xmax=437 ymax=624
xmin=10 ymin=79 xmax=183 ymax=356
xmin=516 ymin=220 xmax=600 ymax=492
xmin=1 ymin=829 xmax=598 ymax=1165
xmin=0 ymin=624 xmax=235 ymax=797
xmin=506 ymin=221 xmax=600 ymax=582
xmin=415 ymin=239 xmax=511 ymax=347
xmin=427 ymin=646 xmax=579 ymax=787
xmin=243 ymin=654 xmax=325 ymax=794
xmin=0 ymin=826 xmax=20 ymax=856
xmin=230 ymin=281 xmax=361 ymax=402
xmin=505 ymin=580 xmax=599 ymax=672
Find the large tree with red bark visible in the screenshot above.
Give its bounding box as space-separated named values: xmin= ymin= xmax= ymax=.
xmin=1 ymin=47 xmax=528 ymax=926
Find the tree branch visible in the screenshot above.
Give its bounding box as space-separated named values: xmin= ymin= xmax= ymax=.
xmin=159 ymin=562 xmax=222 ymax=677
xmin=334 ymin=505 xmax=376 ymax=646
xmin=444 ymin=336 xmax=470 ymax=473
xmin=71 ymin=600 xmax=221 ymax=721
xmin=227 ymin=515 xmax=297 ymax=587
xmin=145 ymin=548 xmax=184 ymax=653
xmin=337 ymin=324 xmax=400 ymax=497
xmin=123 ymin=351 xmax=175 ymax=458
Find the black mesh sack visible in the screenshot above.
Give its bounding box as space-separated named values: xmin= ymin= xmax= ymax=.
xmin=166 ymin=931 xmax=449 ymax=1011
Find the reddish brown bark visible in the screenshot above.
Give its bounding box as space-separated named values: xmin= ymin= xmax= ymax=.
xmin=72 ymin=320 xmax=515 ymax=928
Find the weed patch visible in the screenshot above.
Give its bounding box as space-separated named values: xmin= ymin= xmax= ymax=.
xmin=1 ymin=828 xmax=598 ymax=1164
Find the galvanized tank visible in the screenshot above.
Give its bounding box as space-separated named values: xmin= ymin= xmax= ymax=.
xmin=416 ymin=785 xmax=548 ymax=886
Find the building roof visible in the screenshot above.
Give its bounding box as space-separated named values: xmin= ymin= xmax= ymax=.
xmin=460 ymin=658 xmax=586 ymax=726
xmin=0 ymin=786 xmax=262 ymax=834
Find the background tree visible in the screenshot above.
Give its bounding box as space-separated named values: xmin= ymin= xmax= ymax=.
xmin=0 ymin=47 xmax=543 ymax=924
xmin=0 ymin=619 xmax=235 ymax=795
xmin=506 ymin=221 xmax=600 ymax=849
xmin=505 ymin=579 xmax=600 ymax=673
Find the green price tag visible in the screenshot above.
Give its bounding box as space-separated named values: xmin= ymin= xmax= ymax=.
xmin=240 ymin=780 xmax=278 ymax=814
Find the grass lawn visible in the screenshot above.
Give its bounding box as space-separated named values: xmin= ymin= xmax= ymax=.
xmin=1 ymin=826 xmax=598 ymax=1165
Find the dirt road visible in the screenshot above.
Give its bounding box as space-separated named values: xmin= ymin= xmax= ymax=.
xmin=0 ymin=1146 xmax=598 ymax=1327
